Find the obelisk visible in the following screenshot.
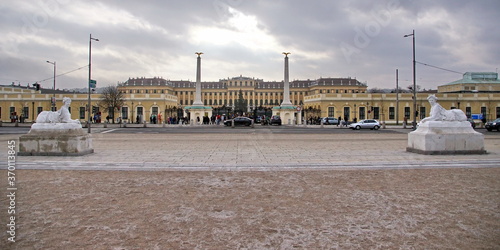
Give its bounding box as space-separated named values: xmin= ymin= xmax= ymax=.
xmin=281 ymin=52 xmax=293 ymax=106
xmin=184 ymin=52 xmax=212 ymax=124
xmin=273 ymin=52 xmax=299 ymax=124
xmin=193 ymin=52 xmax=204 ymax=106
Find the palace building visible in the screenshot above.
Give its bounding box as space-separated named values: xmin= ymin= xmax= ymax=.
xmin=1 ymin=72 xmax=500 ymax=125
xmin=119 ymin=76 xmax=367 ymax=108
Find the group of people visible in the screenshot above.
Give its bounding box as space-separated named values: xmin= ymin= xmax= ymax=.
xmin=91 ymin=112 xmax=102 ymax=123
xmin=10 ymin=112 xmax=18 ymax=123
xmin=134 ymin=114 xmax=190 ymax=125
xmin=196 ymin=114 xmax=226 ymax=125
xmin=149 ymin=113 xmax=161 ymax=124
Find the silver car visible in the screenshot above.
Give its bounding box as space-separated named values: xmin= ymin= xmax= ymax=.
xmin=349 ymin=119 xmax=381 ymax=130
xmin=321 ymin=117 xmax=339 ymax=125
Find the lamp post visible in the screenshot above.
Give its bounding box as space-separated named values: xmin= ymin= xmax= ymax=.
xmin=396 ymin=68 xmax=399 ymax=125
xmin=131 ymin=101 xmax=134 ymax=123
xmin=353 ymin=104 xmax=357 ymax=122
xmin=46 ymin=60 xmax=56 ymax=111
xmin=88 ymin=34 xmax=99 ymax=133
xmin=404 ymin=30 xmax=417 ymax=129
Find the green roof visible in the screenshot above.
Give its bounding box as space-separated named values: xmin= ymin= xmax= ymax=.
xmin=444 ymin=72 xmax=500 ymax=85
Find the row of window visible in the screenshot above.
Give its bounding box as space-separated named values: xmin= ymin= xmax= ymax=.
xmin=124 ymin=89 xmax=364 ymax=95
xmin=176 ymin=91 xmax=305 ymax=96
xmin=317 ymin=89 xmax=365 ymax=94
xmin=178 ymin=99 xmax=302 ymax=106
xmin=123 ymin=89 xmax=171 ymax=94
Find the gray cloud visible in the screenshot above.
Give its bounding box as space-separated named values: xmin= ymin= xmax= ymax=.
xmin=1 ymin=0 xmax=498 ymax=91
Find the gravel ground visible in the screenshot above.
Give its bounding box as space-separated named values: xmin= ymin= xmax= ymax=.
xmin=1 ymin=168 xmax=499 ymax=249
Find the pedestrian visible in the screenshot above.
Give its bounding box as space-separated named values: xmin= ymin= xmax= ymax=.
xmin=216 ymin=114 xmax=221 ymax=125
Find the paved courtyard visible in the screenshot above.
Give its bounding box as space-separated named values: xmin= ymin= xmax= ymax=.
xmin=1 ymin=127 xmax=499 ymax=248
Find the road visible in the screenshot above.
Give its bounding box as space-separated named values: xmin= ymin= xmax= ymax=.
xmin=2 ymin=123 xmax=498 ymax=135
xmin=0 ymin=124 xmax=411 ymax=135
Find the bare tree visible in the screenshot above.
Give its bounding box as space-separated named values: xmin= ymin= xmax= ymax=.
xmin=407 ymin=85 xmax=422 ymax=92
xmin=368 ymin=88 xmax=385 ymax=93
xmin=98 ymin=85 xmax=125 ymax=123
xmin=391 ymin=87 xmax=409 ymax=93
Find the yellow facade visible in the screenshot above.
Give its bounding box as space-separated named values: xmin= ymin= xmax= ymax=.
xmin=2 ymin=74 xmax=500 ymax=124
xmin=0 ymin=85 xmax=177 ymax=124
xmin=304 ymin=92 xmax=500 ymax=124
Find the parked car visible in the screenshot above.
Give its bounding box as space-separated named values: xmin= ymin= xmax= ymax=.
xmin=223 ymin=117 xmax=253 ymax=126
xmin=485 ymin=118 xmax=500 ymax=131
xmin=270 ymin=116 xmax=282 ymax=125
xmin=467 ymin=118 xmax=476 ymax=128
xmin=321 ymin=117 xmax=339 ymax=125
xmin=349 ymin=119 xmax=381 ymax=130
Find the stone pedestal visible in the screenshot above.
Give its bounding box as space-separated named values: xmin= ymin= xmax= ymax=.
xmin=19 ymin=123 xmax=94 ymax=156
xmin=407 ymin=121 xmax=486 ymax=155
xmin=273 ymin=106 xmax=299 ymax=125
xmin=184 ymin=106 xmax=212 ymax=125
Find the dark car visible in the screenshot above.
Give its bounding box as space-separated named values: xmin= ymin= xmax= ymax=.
xmin=224 ymin=117 xmax=253 ymax=126
xmin=485 ymin=118 xmax=500 ymax=131
xmin=270 ymin=116 xmax=282 ymax=125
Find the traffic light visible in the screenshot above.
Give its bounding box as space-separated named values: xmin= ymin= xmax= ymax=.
xmin=33 ymin=83 xmax=40 ymax=91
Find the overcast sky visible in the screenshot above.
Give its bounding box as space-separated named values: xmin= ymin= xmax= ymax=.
xmin=1 ymin=0 xmax=499 ymax=91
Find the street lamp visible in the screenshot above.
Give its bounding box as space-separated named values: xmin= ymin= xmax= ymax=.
xmin=46 ymin=60 xmax=56 ymax=111
xmin=404 ymin=30 xmax=417 ymax=129
xmin=88 ymin=34 xmax=99 ymax=133
xmin=354 ymin=104 xmax=357 ymax=122
xmin=131 ymin=101 xmax=135 ymax=123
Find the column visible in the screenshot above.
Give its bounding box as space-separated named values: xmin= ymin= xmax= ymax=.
xmin=281 ymin=52 xmax=292 ymax=106
xmin=193 ymin=52 xmax=204 ymax=106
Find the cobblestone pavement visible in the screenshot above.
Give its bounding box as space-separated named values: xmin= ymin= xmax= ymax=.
xmin=2 ymin=128 xmax=500 ymax=170
xmin=0 ymin=129 xmax=499 ymax=249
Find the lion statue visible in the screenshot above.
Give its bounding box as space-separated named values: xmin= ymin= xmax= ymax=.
xmin=36 ymin=97 xmax=81 ymax=124
xmin=420 ymin=95 xmax=467 ymax=124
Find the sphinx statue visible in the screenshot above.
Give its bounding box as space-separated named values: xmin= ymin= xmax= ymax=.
xmin=36 ymin=97 xmax=80 ymax=124
xmin=407 ymin=94 xmax=485 ymax=155
xmin=19 ymin=96 xmax=93 ymax=156
xmin=420 ymin=95 xmax=467 ymax=124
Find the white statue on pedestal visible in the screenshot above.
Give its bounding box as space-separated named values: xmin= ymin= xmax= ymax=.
xmin=36 ymin=97 xmax=80 ymax=124
xmin=407 ymin=94 xmax=485 ymax=155
xmin=420 ymin=94 xmax=467 ymax=124
xmin=20 ymin=97 xmax=93 ymax=156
